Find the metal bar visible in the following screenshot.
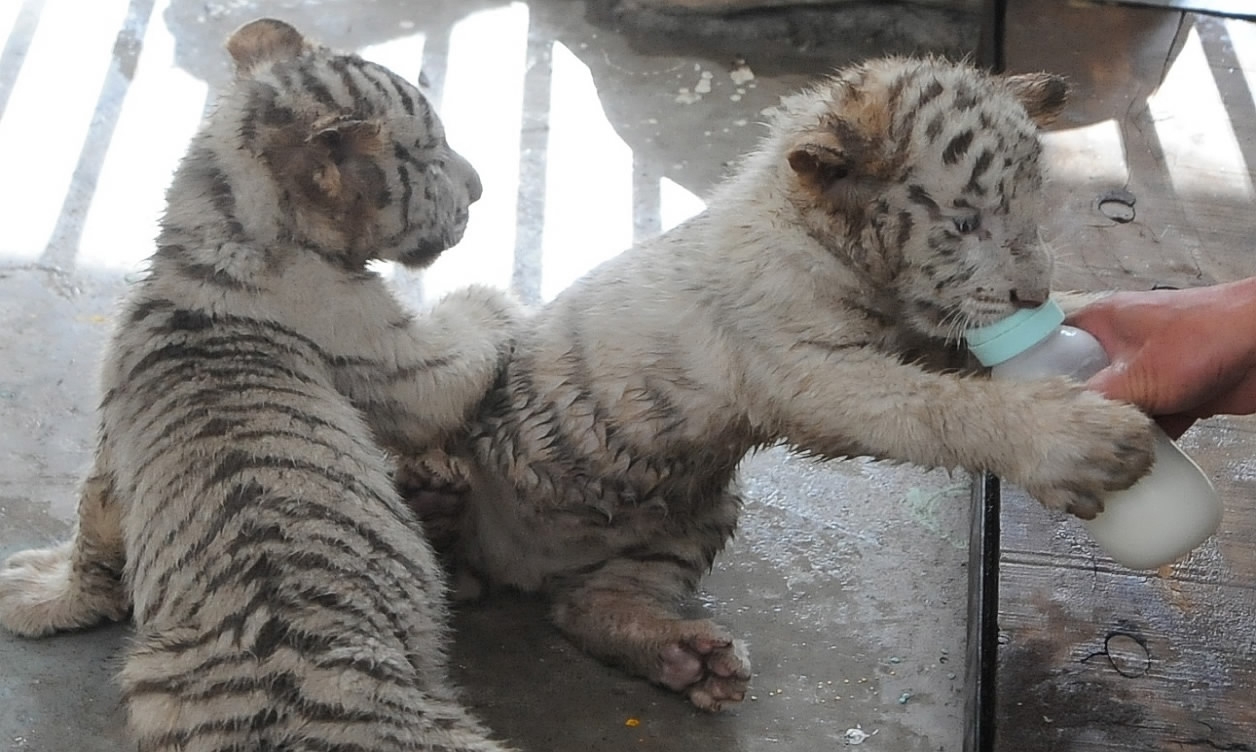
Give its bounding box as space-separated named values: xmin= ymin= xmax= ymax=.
xmin=964 ymin=471 xmax=1001 ymax=752
xmin=968 ymin=10 xmax=1006 ymax=750
xmin=978 ymin=0 xmax=1007 ymax=72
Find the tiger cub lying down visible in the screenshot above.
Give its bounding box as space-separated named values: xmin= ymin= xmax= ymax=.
xmin=0 ymin=19 xmax=520 ymax=752
xmin=406 ymin=57 xmax=1156 ymax=711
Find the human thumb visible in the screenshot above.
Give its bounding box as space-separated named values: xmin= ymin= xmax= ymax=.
xmin=1085 ymin=360 xmax=1140 ymax=406
xmin=1085 ymin=359 xmax=1167 ymax=414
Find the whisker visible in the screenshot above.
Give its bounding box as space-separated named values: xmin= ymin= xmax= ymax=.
xmin=938 ymin=307 xmax=971 ymax=347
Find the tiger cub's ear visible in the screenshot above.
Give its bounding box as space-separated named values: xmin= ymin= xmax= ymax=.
xmin=786 ymin=114 xmax=887 ymax=211
xmin=787 ymin=126 xmax=855 ymax=196
xmin=1004 ymin=72 xmax=1069 ymax=128
xmin=226 ymin=18 xmax=306 ymax=73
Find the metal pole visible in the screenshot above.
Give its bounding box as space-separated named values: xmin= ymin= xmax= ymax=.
xmin=968 ymin=4 xmax=1006 ymax=750
xmin=978 ymin=0 xmax=1007 ymax=72
xmin=964 ymin=471 xmax=1001 ymax=752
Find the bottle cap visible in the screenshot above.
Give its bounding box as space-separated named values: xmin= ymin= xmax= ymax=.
xmin=964 ymin=299 xmax=1066 ymax=366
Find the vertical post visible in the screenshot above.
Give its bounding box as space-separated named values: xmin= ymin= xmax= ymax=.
xmin=964 ymin=471 xmax=1001 ymax=752
xmin=511 ymin=34 xmax=553 ymax=307
xmin=969 ymin=5 xmax=1006 ymax=749
xmin=977 ymin=0 xmax=1007 ymax=73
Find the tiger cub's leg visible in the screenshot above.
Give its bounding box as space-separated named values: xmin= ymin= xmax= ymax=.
xmin=545 ymin=489 xmax=746 ymax=711
xmin=338 ymin=286 xmax=521 ymax=457
xmin=0 ymin=466 xmax=129 ymax=637
xmin=550 ymin=559 xmax=751 ymax=712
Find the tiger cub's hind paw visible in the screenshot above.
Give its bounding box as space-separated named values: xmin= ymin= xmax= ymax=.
xmin=657 ymin=624 xmax=752 ymax=712
xmin=0 ymin=541 xmax=127 ymax=637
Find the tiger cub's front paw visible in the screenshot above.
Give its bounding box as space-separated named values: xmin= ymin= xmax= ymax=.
xmin=1016 ymin=382 xmax=1156 ymax=519
xmin=396 ymin=449 xmax=472 ymax=554
xmin=438 ymin=285 xmax=526 ymax=347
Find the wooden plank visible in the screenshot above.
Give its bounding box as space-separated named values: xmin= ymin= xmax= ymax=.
xmin=995 ymin=2 xmax=1256 ymax=750
xmin=995 ymin=421 xmax=1256 ymax=751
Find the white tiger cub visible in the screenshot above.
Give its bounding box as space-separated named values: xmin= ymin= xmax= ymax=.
xmin=406 ymin=57 xmax=1158 ymax=711
xmin=0 ymin=19 xmax=519 ymax=752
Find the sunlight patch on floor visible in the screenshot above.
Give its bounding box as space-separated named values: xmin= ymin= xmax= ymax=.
xmin=1226 ymin=17 xmax=1256 ymax=113
xmin=538 ymin=40 xmax=634 ymax=301
xmin=0 ymin=0 xmax=133 ymax=263
xmin=77 ymin=0 xmax=207 ymax=273
xmin=420 ymin=3 xmax=529 ymax=303
xmin=0 ymin=0 xmax=706 ymax=293
xmin=1040 ymin=118 xmax=1129 ymax=187
xmin=1149 ymin=24 xmax=1254 ymax=203
xmin=660 ymin=175 xmax=705 ymax=233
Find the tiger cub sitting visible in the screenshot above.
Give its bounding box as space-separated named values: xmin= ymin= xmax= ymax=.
xmin=0 ymin=19 xmax=519 ymax=752
xmin=407 ymin=57 xmax=1157 ymax=711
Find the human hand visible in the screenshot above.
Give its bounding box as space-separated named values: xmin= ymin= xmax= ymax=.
xmin=1066 ymin=279 xmax=1256 ymax=438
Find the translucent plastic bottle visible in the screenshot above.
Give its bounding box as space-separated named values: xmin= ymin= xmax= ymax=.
xmin=964 ymin=299 xmax=1222 ymax=569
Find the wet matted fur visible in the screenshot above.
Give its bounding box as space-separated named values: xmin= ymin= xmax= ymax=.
xmin=406 ymin=57 xmax=1156 ymax=711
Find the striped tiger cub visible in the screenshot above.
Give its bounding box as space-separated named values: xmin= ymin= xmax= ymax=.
xmin=406 ymin=57 xmax=1158 ymax=711
xmin=0 ymin=18 xmax=518 ymax=752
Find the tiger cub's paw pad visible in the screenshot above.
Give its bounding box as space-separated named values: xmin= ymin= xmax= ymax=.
xmin=659 ymin=633 xmax=751 ymax=712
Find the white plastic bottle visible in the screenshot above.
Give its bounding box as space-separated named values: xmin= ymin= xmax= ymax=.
xmin=964 ymin=298 xmax=1222 ymax=570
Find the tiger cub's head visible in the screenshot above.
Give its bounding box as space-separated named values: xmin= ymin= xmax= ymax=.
xmin=778 ymin=57 xmax=1068 ymax=341
xmin=208 ymin=18 xmax=480 ymax=269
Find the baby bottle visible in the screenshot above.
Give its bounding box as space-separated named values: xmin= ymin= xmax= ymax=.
xmin=964 ymin=298 xmax=1222 ymax=569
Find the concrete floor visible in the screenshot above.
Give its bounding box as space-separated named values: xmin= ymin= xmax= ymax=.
xmin=0 ymin=1 xmax=977 ymax=750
